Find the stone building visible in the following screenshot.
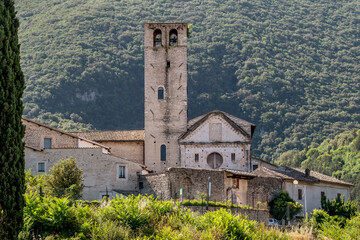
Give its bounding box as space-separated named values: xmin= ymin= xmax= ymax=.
xmin=249 ymin=166 xmax=353 ymax=214
xmin=23 ymin=22 xmax=353 ymax=211
xmin=23 ymin=118 xmax=149 ymax=200
xmin=71 ymin=130 xmax=145 ymax=165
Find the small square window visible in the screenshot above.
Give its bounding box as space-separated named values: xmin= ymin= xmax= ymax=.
xmin=231 ymin=153 xmax=236 ymax=162
xmin=44 ymin=138 xmax=52 ymax=149
xmin=118 ymin=166 xmax=126 ymax=178
xmin=195 ymin=153 xmax=199 ymax=162
xmin=38 ymin=162 xmax=45 ymax=172
xmin=298 ymin=189 xmax=303 ymax=200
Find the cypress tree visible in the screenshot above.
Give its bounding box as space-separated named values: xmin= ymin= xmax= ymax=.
xmin=0 ymin=0 xmax=26 ymax=238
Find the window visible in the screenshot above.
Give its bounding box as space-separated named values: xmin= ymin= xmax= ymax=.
xmin=153 ymin=29 xmax=162 ymax=47
xmin=207 ymin=152 xmax=223 ymax=169
xmin=195 ymin=153 xmax=199 ymax=162
xmin=231 ymin=153 xmax=236 ymax=162
xmin=337 ymin=193 xmax=341 ymax=199
xmin=118 ymin=166 xmax=126 ymax=178
xmin=161 ymin=145 xmax=166 ymax=161
xmin=298 ymin=189 xmax=303 ymax=200
xmin=169 ymin=29 xmax=178 ymax=46
xmin=139 ymin=182 xmax=144 ymax=189
xmin=158 ymin=87 xmax=164 ymax=99
xmin=44 ymin=138 xmax=52 ymax=149
xmin=166 ymin=61 xmax=170 ymax=68
xmin=252 ymin=164 xmax=258 ymax=171
xmin=38 ymin=162 xmax=45 ymax=172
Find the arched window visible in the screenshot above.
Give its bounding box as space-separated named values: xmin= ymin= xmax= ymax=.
xmin=169 ymin=29 xmax=178 ymax=46
xmin=154 ymin=29 xmax=162 ymax=47
xmin=207 ymin=152 xmax=223 ymax=169
xmin=161 ymin=145 xmax=166 ymax=161
xmin=158 ymin=87 xmax=164 ymax=99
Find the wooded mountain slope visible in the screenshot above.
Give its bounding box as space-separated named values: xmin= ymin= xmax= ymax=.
xmin=15 ymin=0 xmax=360 ymax=161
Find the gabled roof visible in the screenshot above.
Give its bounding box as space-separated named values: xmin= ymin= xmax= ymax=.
xmin=251 ymin=156 xmax=278 ymax=168
xmin=181 ymin=110 xmax=256 ymax=140
xmin=22 ymin=117 xmax=110 ymax=151
xmin=252 ymin=166 xmax=353 ymax=187
xmin=71 ymin=130 xmax=144 ymax=142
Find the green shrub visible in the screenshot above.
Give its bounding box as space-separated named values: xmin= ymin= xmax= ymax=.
xmin=47 ymin=157 xmax=84 ymax=200
xmin=269 ymin=190 xmax=303 ymax=221
xmin=321 ymin=195 xmax=357 ymax=219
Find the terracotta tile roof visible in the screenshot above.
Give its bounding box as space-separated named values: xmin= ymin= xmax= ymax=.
xmin=224 ymin=169 xmax=256 ymax=178
xmin=22 ymin=117 xmax=110 ymax=150
xmin=182 ymin=110 xmax=256 ymax=140
xmin=252 ymin=166 xmax=353 ymax=187
xmin=71 ymin=130 xmax=145 ymax=142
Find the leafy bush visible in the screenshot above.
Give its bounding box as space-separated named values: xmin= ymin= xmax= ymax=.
xmin=20 ymin=194 xmax=291 ymax=239
xmin=269 ymin=190 xmax=303 ymax=221
xmin=47 ymin=157 xmax=84 ymax=199
xmin=321 ymin=195 xmax=357 ymax=219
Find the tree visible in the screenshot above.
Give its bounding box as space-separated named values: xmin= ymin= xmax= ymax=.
xmin=47 ymin=157 xmax=84 ymax=200
xmin=269 ymin=190 xmax=303 ymax=222
xmin=0 ymin=0 xmax=26 ymax=238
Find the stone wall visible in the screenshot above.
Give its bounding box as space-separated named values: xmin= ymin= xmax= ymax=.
xmin=140 ymin=168 xmax=227 ymax=202
xmin=139 ymin=173 xmax=171 ymax=200
xmin=185 ymin=206 xmax=269 ymax=223
xmin=25 ymin=147 xmax=144 ymax=200
xmin=97 ymin=141 xmax=144 ymax=165
xmin=23 ymin=119 xmax=78 ymax=149
xmin=247 ymin=177 xmax=282 ymax=207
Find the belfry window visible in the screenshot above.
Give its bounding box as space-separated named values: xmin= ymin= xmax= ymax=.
xmin=154 ymin=29 xmax=162 ymax=47
xmin=158 ymin=87 xmax=164 ymax=99
xmin=169 ymin=29 xmax=178 ymax=46
xmin=161 ymin=145 xmax=166 ymax=161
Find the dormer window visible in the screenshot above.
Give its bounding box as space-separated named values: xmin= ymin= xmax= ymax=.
xmin=169 ymin=29 xmax=178 ymax=46
xmin=154 ymin=29 xmax=162 ymax=47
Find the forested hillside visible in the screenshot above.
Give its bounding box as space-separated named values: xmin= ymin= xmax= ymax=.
xmin=15 ymin=0 xmax=360 ymax=161
xmin=275 ymin=129 xmax=360 ymax=201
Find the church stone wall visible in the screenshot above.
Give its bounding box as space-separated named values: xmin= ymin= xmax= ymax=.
xmin=140 ymin=168 xmax=226 ymax=202
xmin=180 ymin=143 xmax=251 ymax=171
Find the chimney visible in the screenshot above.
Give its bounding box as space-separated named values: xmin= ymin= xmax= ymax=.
xmin=305 ymin=169 xmax=310 ymax=177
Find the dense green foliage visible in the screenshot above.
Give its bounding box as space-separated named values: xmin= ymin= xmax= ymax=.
xmin=309 ymin=208 xmax=360 ymax=240
xmin=320 ymin=195 xmax=357 ymax=220
xmin=20 ymin=193 xmax=288 ymax=240
xmin=276 ymin=129 xmax=360 ymax=200
xmin=47 ymin=157 xmax=84 ymax=200
xmin=269 ymin=190 xmax=303 ymax=221
xmin=14 ymin=0 xmax=360 ymax=161
xmin=0 ymin=0 xmax=26 ymax=238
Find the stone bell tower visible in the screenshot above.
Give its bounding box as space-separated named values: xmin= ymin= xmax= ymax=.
xmin=144 ymin=23 xmax=188 ymax=173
